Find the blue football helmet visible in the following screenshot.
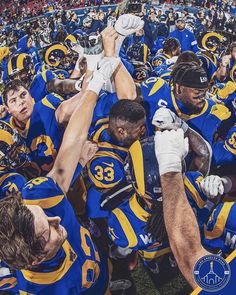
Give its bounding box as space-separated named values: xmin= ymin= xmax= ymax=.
xmin=0 ymin=121 xmax=28 ymax=171
xmin=125 ymin=136 xmax=162 ymax=201
xmin=126 ymin=42 xmax=150 ymax=64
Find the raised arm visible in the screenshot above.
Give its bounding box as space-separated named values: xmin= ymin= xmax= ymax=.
xmin=48 ymin=57 xmax=121 ymax=193
xmin=152 ymin=107 xmax=212 ymax=176
xmin=101 ymin=27 xmax=136 ymax=100
xmin=154 ymin=129 xmax=210 ymax=289
xmin=46 ymin=77 xmax=82 ymax=96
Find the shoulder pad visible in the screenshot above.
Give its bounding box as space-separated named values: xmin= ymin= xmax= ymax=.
xmin=224 ymin=126 xmax=236 ymax=156
xmin=210 ymin=104 xmax=231 ymax=121
xmin=218 ymin=82 xmax=236 ymax=99
xmin=184 ymin=171 xmax=207 ymax=209
xmin=141 ymin=77 xmax=166 ymax=97
xmin=22 ymin=177 xmax=65 ymax=208
xmin=88 ymin=155 xmax=125 ymax=189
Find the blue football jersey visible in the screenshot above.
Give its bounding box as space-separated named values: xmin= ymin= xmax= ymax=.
xmin=107 ymin=193 xmax=170 ymax=259
xmin=212 ymin=125 xmax=236 ymax=168
xmin=203 ymin=202 xmax=236 ymax=255
xmin=197 ymin=52 xmax=218 ymax=83
xmin=87 ymin=119 xmax=128 ymax=218
xmin=17 ymin=177 xmax=109 ymax=295
xmin=141 ymin=76 xmax=231 ymax=144
xmin=8 ymin=94 xmax=64 ymax=176
xmin=151 ymin=52 xmax=171 ymax=68
xmin=30 ymin=69 xmax=56 ymax=102
xmin=0 ymin=172 xmax=26 ymax=199
xmin=0 ymin=260 xmax=18 ymax=293
xmin=184 ymin=171 xmax=236 ymax=256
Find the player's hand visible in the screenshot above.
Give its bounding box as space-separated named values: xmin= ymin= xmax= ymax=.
xmin=200 ymin=175 xmax=226 ymax=199
xmin=78 ymin=57 xmax=87 ymax=75
xmin=152 ymin=108 xmax=188 ymax=132
xmin=101 ymin=27 xmax=119 ymax=57
xmin=221 ymin=54 xmax=231 ymax=67
xmin=114 ymin=14 xmax=144 ymax=36
xmin=87 ymin=56 xmax=121 ymax=95
xmin=79 ymin=141 xmax=98 ymax=167
xmin=97 ymin=57 xmax=121 ymax=80
xmin=154 ymin=129 xmax=189 ymax=175
xmin=0 ymin=105 xmax=7 ymax=119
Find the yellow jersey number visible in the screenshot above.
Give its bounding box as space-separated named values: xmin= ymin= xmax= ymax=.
xmin=94 ymin=165 xmax=114 ymax=182
xmin=228 ymin=132 xmax=236 ymax=149
xmin=80 ymin=227 xmax=100 ymax=288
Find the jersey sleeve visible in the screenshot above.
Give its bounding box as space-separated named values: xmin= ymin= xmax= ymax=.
xmin=41 ymin=93 xmax=64 ymax=110
xmin=92 ymin=91 xmax=118 ymax=126
xmin=203 ymin=202 xmax=236 ymax=255
xmin=22 ymin=177 xmax=66 ymax=214
xmin=184 ymin=171 xmax=210 ymax=227
xmin=221 ymin=125 xmax=236 ymax=158
xmin=0 ymin=173 xmax=27 ymax=199
xmin=0 ymin=261 xmax=18 ymax=292
xmin=108 ymin=212 xmax=129 ymax=248
xmin=87 ymin=155 xmax=125 ymax=189
xmin=184 ymin=171 xmax=207 ymax=210
xmin=41 ymin=69 xmax=56 ymax=83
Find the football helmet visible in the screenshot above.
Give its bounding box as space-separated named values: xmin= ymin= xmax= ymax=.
xmin=7 ymin=53 xmax=35 ymax=87
xmin=0 ymin=121 xmax=28 ymax=171
xmin=125 ymin=137 xmax=167 ymax=242
xmin=64 ymin=34 xmax=77 ymax=52
xmin=126 ymin=42 xmax=150 ymax=64
xmin=201 ymin=32 xmax=225 ymax=55
xmin=44 ymin=42 xmax=73 ymax=70
xmin=125 ymin=137 xmax=162 ymax=201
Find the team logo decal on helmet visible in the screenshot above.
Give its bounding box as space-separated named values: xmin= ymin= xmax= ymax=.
xmin=0 ymin=121 xmax=28 ymax=170
xmin=7 ymin=53 xmax=35 ymax=87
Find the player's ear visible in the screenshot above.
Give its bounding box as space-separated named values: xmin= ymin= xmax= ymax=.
xmin=176 ymin=84 xmax=182 ymax=95
xmin=118 ymin=127 xmax=126 ymax=137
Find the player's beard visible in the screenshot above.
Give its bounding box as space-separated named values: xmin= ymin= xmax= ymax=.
xmin=182 ymin=99 xmax=205 ymax=114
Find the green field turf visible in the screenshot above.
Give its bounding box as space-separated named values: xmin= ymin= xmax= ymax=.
xmin=131 ymin=257 xmax=192 ymax=295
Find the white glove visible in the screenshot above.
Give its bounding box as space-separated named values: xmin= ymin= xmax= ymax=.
xmin=114 ymin=14 xmax=144 ymax=36
xmin=154 ymin=129 xmax=189 ymax=175
xmin=200 ymin=175 xmax=231 ymax=199
xmin=152 ymin=108 xmax=188 ymax=133
xmin=87 ymin=57 xmax=121 ymax=95
xmin=165 ymin=56 xmax=178 ymax=65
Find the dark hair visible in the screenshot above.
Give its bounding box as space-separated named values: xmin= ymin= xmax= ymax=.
xmin=2 ymin=79 xmax=28 ymax=106
xmin=163 ymin=37 xmax=180 ymax=54
xmin=109 ymin=99 xmax=146 ymax=124
xmin=0 ymin=194 xmax=46 ymax=269
xmin=175 ymin=51 xmax=201 ymax=66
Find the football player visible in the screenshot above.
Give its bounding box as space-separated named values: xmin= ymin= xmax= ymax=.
xmin=151 ymin=37 xmax=181 ymax=68
xmin=2 ymin=79 xmax=82 ymax=176
xmin=7 ymin=53 xmax=82 ymax=103
xmin=0 ymin=54 xmax=121 ymax=295
xmin=138 ymin=62 xmax=231 ymax=146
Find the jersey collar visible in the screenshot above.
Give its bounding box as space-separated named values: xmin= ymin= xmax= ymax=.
xmin=171 ymin=90 xmax=209 ymax=121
